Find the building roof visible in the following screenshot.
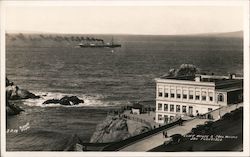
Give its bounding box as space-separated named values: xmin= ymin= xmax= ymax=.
xmin=215 ymin=79 xmax=243 ymax=90
xmin=157 ymin=73 xmax=243 ymax=92
xmin=160 ymin=75 xmax=195 ymax=81
xmin=217 ymin=87 xmax=243 ymax=92
xmin=132 ymin=103 xmax=143 ymax=109
xmin=160 ymin=73 xmax=243 ymax=82
xmin=215 ymin=79 xmax=242 ymax=85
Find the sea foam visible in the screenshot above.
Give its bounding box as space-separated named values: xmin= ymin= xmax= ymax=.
xmin=21 ymin=91 xmax=122 ymax=108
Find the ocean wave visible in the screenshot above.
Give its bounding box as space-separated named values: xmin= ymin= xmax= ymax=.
xmin=21 ymin=91 xmax=122 ymax=108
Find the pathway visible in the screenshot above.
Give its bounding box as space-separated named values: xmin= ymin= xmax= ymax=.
xmin=119 ymin=103 xmax=243 ymax=152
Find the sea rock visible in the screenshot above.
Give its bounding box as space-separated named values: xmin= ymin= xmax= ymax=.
xmin=43 ymin=96 xmax=84 ymax=106
xmin=43 ymin=99 xmax=61 ymax=104
xmin=90 ymin=116 xmax=131 ymax=143
xmin=60 ymin=96 xmax=84 ymax=105
xmin=6 ymin=85 xmax=40 ymax=100
xmin=6 ymin=100 xmax=24 ymax=116
xmin=175 ymin=64 xmax=200 ymax=76
xmin=164 ymin=64 xmax=200 ymax=77
xmin=6 ymin=77 xmax=40 ymax=100
xmin=6 ymin=77 xmax=14 ymax=86
xmin=5 ymin=77 xmax=42 ymax=116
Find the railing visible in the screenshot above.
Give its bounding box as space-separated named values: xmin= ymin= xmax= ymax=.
xmin=62 ymin=134 xmax=115 ymax=151
xmin=102 ymin=119 xmax=182 ymax=151
xmin=122 ymin=114 xmax=152 ymax=127
xmin=64 ymin=141 xmax=116 ymax=151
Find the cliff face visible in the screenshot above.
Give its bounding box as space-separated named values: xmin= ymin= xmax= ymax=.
xmin=6 ymin=77 xmax=39 ymax=115
xmin=90 ymin=116 xmax=131 ymax=143
xmin=6 ymin=100 xmax=24 ymax=116
xmin=165 ymin=64 xmax=200 ymax=77
xmin=6 ymin=83 xmax=40 ymax=100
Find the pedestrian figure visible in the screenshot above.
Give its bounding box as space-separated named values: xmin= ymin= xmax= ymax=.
xmin=164 ymin=131 xmax=168 ymax=138
xmin=179 ymin=118 xmax=183 ymax=126
xmin=162 ymin=131 xmax=165 ymax=137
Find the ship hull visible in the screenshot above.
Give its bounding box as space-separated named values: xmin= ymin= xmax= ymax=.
xmin=78 ymin=44 xmax=121 ymax=48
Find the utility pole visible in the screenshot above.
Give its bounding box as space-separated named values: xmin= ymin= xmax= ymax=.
xmin=217 ymin=94 xmax=221 ymax=119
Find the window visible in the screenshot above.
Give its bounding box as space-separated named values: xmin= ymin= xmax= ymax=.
xmin=189 ymin=91 xmax=194 ymax=99
xmin=202 ymin=96 xmax=206 ymax=101
xmin=164 ymin=93 xmax=169 ymax=98
xmin=164 ymin=104 xmax=168 ymax=111
xmin=202 ymin=91 xmax=206 ymax=101
xmin=171 ymin=93 xmax=175 ymax=98
xmin=164 ymin=115 xmax=168 ymax=123
xmin=177 ymin=89 xmax=181 ymax=99
xmin=158 ymin=88 xmax=163 ymax=97
xmin=170 ymin=104 xmax=175 ymax=112
xmin=195 ymin=91 xmax=200 ymax=100
xmin=208 ymin=108 xmax=213 ymax=112
xmin=209 ymin=92 xmax=213 ymax=101
xmin=158 ymin=114 xmax=163 ymax=120
xmin=164 ymin=88 xmax=168 ymax=98
xmin=188 ymin=106 xmax=193 ymax=115
xmin=195 ymin=95 xmax=200 ymax=100
xmin=176 ymin=105 xmax=180 ymax=112
xmin=189 ymin=95 xmax=193 ymax=99
xmin=218 ymin=94 xmax=224 ymax=102
xmin=183 ymin=90 xmax=187 ymax=99
xmin=182 ymin=106 xmax=187 ymax=113
xmin=158 ymin=103 xmax=162 ymax=111
xmin=158 ymin=92 xmax=163 ymax=97
xmin=170 ymin=89 xmax=175 ymax=98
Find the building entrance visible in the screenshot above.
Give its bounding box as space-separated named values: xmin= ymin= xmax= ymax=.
xmin=188 ymin=106 xmax=193 ymax=115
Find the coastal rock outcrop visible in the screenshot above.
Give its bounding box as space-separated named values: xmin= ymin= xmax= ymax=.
xmin=43 ymin=96 xmax=84 ymax=106
xmin=90 ymin=116 xmax=131 ymax=143
xmin=6 ymin=85 xmax=40 ymax=100
xmin=6 ymin=77 xmax=13 ymax=86
xmin=6 ymin=77 xmax=39 ymax=115
xmin=163 ymin=64 xmax=200 ymax=77
xmin=6 ymin=78 xmax=40 ymax=100
xmin=6 ymin=100 xmax=24 ymax=116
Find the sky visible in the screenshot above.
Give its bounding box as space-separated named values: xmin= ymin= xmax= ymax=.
xmin=5 ymin=6 xmax=243 ymax=35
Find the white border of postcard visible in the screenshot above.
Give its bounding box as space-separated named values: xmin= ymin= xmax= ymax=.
xmin=0 ymin=0 xmax=249 ymax=157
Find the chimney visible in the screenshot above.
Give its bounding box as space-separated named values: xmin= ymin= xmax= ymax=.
xmin=228 ymin=73 xmax=236 ymax=79
xmin=232 ymin=74 xmax=236 ymax=79
xmin=195 ymin=75 xmax=201 ymax=82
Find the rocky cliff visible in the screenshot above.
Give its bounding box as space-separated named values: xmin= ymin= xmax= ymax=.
xmin=6 ymin=77 xmax=39 ymax=115
xmin=90 ymin=115 xmax=152 ymax=143
xmin=6 ymin=100 xmax=24 ymax=116
xmin=90 ymin=116 xmax=131 ymax=143
xmin=6 ymin=78 xmax=39 ymax=100
xmin=163 ymin=64 xmax=200 ymax=77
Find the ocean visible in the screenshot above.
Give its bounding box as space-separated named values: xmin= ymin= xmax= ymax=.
xmin=6 ymin=34 xmax=243 ymax=151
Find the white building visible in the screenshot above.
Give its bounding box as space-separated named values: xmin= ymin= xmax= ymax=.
xmin=155 ymin=74 xmax=243 ymax=124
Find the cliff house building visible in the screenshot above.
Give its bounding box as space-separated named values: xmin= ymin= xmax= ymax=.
xmin=155 ymin=74 xmax=243 ymax=124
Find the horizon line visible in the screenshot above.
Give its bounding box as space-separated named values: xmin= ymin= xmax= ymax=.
xmin=5 ymin=30 xmax=243 ymax=36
